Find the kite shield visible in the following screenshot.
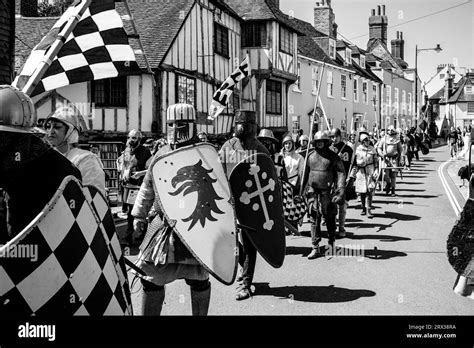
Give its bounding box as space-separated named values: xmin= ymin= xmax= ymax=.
xmin=151 ymin=143 xmax=238 ymax=285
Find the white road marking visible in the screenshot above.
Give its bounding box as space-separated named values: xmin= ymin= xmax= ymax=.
xmin=438 ymin=160 xmax=461 ymax=216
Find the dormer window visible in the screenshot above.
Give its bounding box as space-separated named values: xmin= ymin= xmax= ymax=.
xmin=345 ymin=48 xmax=351 ymax=64
xmin=466 ymin=85 xmax=473 ymax=94
xmin=329 ymin=39 xmax=336 ymax=60
xmin=440 ymin=74 xmax=445 ymax=79
xmin=360 ymin=55 xmax=366 ymax=67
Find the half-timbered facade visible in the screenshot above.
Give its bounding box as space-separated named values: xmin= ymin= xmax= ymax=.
xmin=153 ymin=0 xmax=243 ymax=136
xmin=225 ymin=0 xmax=301 ymax=136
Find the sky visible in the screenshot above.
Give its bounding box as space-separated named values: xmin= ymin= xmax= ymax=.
xmin=280 ymin=0 xmax=474 ymax=84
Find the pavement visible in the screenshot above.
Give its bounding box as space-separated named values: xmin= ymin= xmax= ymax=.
xmin=118 ymin=142 xmax=474 ymax=315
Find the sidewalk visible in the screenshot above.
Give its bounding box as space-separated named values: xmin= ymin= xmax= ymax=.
xmin=444 ymin=145 xmax=472 ymax=203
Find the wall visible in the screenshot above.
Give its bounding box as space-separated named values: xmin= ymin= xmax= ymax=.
xmin=33 ymin=74 xmax=155 ymax=134
xmin=160 ymin=0 xmax=241 ymax=135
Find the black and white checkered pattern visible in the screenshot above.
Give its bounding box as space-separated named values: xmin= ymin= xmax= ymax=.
xmin=13 ymin=0 xmax=139 ymax=96
xmin=0 ymin=176 xmax=132 ymax=316
xmin=280 ymin=179 xmax=307 ymax=222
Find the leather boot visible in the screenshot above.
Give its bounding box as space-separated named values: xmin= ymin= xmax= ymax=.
xmin=308 ymin=223 xmax=322 ymax=259
xmin=141 ymin=287 xmax=165 ymax=316
xmin=326 ymin=217 xmax=337 ymax=247
xmin=191 ymin=286 xmax=211 ymax=316
xmin=338 ymin=203 xmax=347 ymax=237
xmin=367 ymin=194 xmax=373 ymax=218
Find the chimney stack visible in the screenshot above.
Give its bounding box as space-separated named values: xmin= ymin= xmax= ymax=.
xmin=314 ymin=0 xmax=336 ymax=39
xmin=391 ymin=30 xmax=405 ymax=60
xmin=368 ymin=4 xmax=388 ymax=47
xmin=444 ymin=74 xmax=454 ymax=101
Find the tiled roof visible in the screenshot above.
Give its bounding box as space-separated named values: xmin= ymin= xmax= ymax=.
xmin=352 ymin=59 xmax=382 ymax=83
xmin=448 ymin=75 xmax=474 ymax=103
xmin=224 ymin=0 xmax=304 ymax=35
xmin=14 ymin=2 xmax=153 ymax=72
xmin=430 ymin=86 xmax=445 ymax=100
xmin=285 ymin=16 xmax=339 ymax=66
xmin=15 ymin=17 xmax=58 ymax=72
xmin=123 ymin=0 xmax=195 ymax=69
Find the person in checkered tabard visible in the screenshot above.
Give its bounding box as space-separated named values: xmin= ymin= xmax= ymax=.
xmin=0 ymin=85 xmax=81 ymax=240
xmin=131 ymin=104 xmax=211 ymax=316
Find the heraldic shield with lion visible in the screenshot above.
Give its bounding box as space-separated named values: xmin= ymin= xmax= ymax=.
xmin=151 ymin=143 xmax=238 ymax=285
xmin=230 ymin=153 xmax=286 ymax=268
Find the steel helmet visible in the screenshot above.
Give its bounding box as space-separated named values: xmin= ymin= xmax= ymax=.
xmin=45 ymin=106 xmax=86 ymax=144
xmin=299 ymin=134 xmax=309 ymax=143
xmin=313 ymin=130 xmax=330 ymax=142
xmin=0 ymin=85 xmax=37 ymax=133
xmin=166 ymin=103 xmax=196 ymax=123
xmin=258 ymin=128 xmax=278 ymax=143
xmin=360 ymin=133 xmax=369 ymax=142
xmin=282 ymin=134 xmax=293 ymax=145
xmin=330 ymin=128 xmax=342 ymax=137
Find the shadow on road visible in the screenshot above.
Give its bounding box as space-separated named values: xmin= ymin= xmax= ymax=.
xmin=344 ymin=233 xmax=411 ymax=242
xmin=399 ymin=181 xmax=425 ymax=185
xmin=396 ymin=188 xmax=426 ymax=192
xmin=381 ymin=211 xmax=421 ymax=221
xmin=371 ymin=201 xmax=414 ymax=206
xmin=285 ymin=245 xmax=407 ymax=260
xmin=393 ymin=194 xmax=439 ymax=199
xmin=252 ymin=283 xmax=376 ymax=303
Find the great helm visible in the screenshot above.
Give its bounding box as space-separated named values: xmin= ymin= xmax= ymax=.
xmin=0 ymin=85 xmax=37 ymax=133
xmin=166 ymin=103 xmax=196 ymax=144
xmin=313 ymin=130 xmax=330 ymax=142
xmin=258 ymin=128 xmax=278 ymax=143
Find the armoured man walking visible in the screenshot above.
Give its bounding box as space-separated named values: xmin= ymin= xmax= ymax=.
xmin=132 ymin=103 xmax=211 ymax=316
xmin=303 ymin=131 xmax=346 ymax=259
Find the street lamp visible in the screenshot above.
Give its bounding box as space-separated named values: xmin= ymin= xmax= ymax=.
xmin=414 ymin=44 xmax=442 ymax=127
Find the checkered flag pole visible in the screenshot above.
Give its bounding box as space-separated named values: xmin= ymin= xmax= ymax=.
xmin=12 ymin=0 xmax=138 ymax=97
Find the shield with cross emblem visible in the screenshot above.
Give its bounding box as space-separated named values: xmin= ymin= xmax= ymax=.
xmin=230 ymin=153 xmax=286 ymax=268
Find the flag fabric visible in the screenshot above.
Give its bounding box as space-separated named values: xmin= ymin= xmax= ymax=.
xmin=208 ymin=55 xmax=250 ymax=120
xmin=0 ymin=176 xmax=132 ymax=315
xmin=12 ymin=0 xmax=139 ymax=97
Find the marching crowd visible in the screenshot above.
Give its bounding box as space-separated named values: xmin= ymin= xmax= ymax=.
xmin=1 ymin=85 xmax=436 ymax=315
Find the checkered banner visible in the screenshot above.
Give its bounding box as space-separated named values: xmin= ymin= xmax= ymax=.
xmin=208 ymin=54 xmax=250 ymax=120
xmin=0 ymin=176 xmax=133 ymax=316
xmin=280 ymin=179 xmax=308 ymax=222
xmin=12 ymin=0 xmax=139 ymax=97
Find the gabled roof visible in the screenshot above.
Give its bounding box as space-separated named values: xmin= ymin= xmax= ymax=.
xmin=430 ymin=86 xmax=445 ymax=100
xmin=352 ymin=59 xmax=382 ymax=83
xmin=447 ymin=74 xmax=474 ymax=103
xmin=224 ymin=0 xmax=304 ymax=35
xmin=122 ymin=0 xmax=195 ymax=69
xmin=284 ymin=16 xmax=335 ymax=65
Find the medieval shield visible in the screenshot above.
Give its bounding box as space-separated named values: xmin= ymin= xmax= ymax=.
xmin=0 ymin=176 xmax=133 ymax=316
xmin=152 ymin=143 xmax=238 ymax=285
xmin=230 ymin=153 xmax=286 ymax=268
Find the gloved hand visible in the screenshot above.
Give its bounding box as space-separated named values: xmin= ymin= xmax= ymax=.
xmin=133 ymin=219 xmax=146 ymax=234
xmin=372 ymin=172 xmax=379 ymax=181
xmin=332 ymin=188 xmax=345 ymax=205
xmin=346 ymin=177 xmax=355 ymax=187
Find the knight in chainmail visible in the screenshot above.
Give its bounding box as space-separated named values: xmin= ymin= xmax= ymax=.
xmin=131 ymin=103 xmax=210 ymax=316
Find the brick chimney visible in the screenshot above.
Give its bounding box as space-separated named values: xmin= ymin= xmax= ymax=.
xmin=444 ymin=73 xmax=454 ymax=102
xmin=391 ymin=31 xmax=404 ymax=60
xmin=15 ymin=0 xmax=38 ymax=17
xmin=368 ymin=4 xmax=388 ymax=46
xmin=0 ymin=0 xmax=15 ymax=84
xmin=314 ymin=0 xmax=336 ymax=39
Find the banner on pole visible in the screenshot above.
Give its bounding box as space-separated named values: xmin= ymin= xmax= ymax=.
xmin=12 ymin=0 xmax=139 ymax=96
xmin=208 ymin=55 xmax=250 ymax=120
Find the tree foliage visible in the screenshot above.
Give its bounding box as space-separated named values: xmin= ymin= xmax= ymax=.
xmin=38 ymin=0 xmax=75 ymax=17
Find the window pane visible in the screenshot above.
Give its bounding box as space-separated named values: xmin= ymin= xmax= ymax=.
xmin=93 ymin=79 xmax=106 ymax=105
xmin=110 ymin=77 xmax=127 ymax=106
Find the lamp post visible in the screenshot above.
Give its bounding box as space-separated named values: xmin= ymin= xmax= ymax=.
xmin=414 ymin=44 xmax=442 ymax=127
